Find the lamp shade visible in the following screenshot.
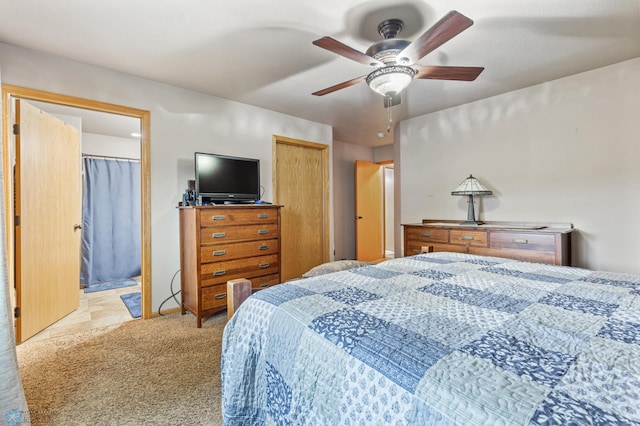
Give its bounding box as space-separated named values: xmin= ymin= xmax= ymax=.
xmin=451 ymin=174 xmax=492 ymax=196
xmin=366 ymin=65 xmax=416 ymax=96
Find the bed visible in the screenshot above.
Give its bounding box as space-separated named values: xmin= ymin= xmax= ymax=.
xmin=221 ymin=252 xmax=640 ymax=425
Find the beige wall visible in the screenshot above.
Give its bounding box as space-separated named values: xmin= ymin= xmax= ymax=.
xmin=0 ymin=42 xmax=333 ymax=311
xmin=332 ymin=140 xmax=374 ymax=260
xmin=399 ymin=57 xmax=640 ymax=274
xmin=373 ymin=144 xmax=394 ymax=163
xmin=82 ymin=133 xmax=140 ymax=159
xmin=332 ymin=140 xmax=395 ymax=260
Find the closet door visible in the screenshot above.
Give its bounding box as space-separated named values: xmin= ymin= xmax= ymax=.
xmin=273 ymin=137 xmax=329 ymax=281
xmin=14 ymin=100 xmax=81 ymax=342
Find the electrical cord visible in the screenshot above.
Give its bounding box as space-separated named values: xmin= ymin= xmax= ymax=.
xmin=157 ymin=269 xmax=181 ymax=316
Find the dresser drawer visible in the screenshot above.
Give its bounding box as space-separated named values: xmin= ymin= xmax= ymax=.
xmin=450 ymin=230 xmax=488 ymax=247
xmin=470 ymin=247 xmax=556 ymax=264
xmin=200 ymin=223 xmax=278 ymax=244
xmin=405 ymin=227 xmax=449 ymax=243
xmin=251 ymin=274 xmax=280 ymax=291
xmin=406 ymin=241 xmax=467 ymax=256
xmin=199 ymin=208 xmax=277 ymax=226
xmin=406 ymin=241 xmax=430 ymax=256
xmin=201 ymin=254 xmax=279 ymax=285
xmin=201 ymin=283 xmax=228 ymax=311
xmin=490 ymin=232 xmax=556 ymax=251
xmin=200 ymin=238 xmax=278 ymax=263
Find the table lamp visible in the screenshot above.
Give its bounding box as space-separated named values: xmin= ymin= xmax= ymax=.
xmin=451 ymin=174 xmax=492 ymax=225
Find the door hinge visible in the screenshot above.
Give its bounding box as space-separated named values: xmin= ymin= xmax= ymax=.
xmin=14 ymin=307 xmax=20 ymax=318
xmin=14 ymin=216 xmax=19 ymax=226
xmin=13 ymin=124 xmax=19 ymax=135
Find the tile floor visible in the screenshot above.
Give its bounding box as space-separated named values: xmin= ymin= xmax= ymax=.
xmin=23 ymin=279 xmax=141 ymax=344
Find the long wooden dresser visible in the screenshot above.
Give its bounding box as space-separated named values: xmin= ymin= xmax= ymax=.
xmin=403 ymin=220 xmax=573 ymax=265
xmin=179 ymin=205 xmax=282 ymax=327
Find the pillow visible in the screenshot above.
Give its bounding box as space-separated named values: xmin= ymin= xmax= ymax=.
xmin=302 ymin=260 xmax=372 ymax=278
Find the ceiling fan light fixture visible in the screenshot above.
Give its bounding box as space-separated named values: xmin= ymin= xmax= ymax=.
xmin=366 ymin=65 xmax=416 ymax=96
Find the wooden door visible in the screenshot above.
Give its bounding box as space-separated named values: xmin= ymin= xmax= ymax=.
xmin=355 ymin=160 xmax=384 ymax=261
xmin=15 ymin=100 xmax=81 ymax=342
xmin=273 ymin=136 xmax=329 ymax=281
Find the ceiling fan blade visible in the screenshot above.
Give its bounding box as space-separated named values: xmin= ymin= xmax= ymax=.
xmin=397 ymin=10 xmax=474 ymax=65
xmin=383 ymin=93 xmax=401 ymax=108
xmin=313 ymin=37 xmax=384 ymax=67
xmin=414 ymin=65 xmax=484 ymax=81
xmin=312 ymin=75 xmax=367 ymax=96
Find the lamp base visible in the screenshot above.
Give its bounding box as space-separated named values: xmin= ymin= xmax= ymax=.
xmin=460 ymin=194 xmax=483 ymax=226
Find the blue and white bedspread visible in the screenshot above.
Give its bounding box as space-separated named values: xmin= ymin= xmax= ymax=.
xmin=221 ymin=252 xmax=640 ymax=425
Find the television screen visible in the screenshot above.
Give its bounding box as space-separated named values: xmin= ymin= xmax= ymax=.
xmin=195 ymin=152 xmax=260 ymax=204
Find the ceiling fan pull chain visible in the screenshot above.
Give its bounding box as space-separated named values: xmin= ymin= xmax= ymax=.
xmin=387 ymin=94 xmax=392 ymax=132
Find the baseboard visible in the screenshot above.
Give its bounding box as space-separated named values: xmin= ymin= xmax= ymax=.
xmin=150 ymin=306 xmax=182 ymax=318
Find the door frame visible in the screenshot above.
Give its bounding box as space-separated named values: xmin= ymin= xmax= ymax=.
xmin=380 ymin=161 xmax=394 ymax=257
xmin=272 ymin=135 xmax=331 ymax=267
xmin=1 ymin=84 xmax=152 ymax=322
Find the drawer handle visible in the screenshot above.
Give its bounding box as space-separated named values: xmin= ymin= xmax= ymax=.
xmin=214 ymin=293 xmax=227 ymax=300
xmin=212 ymin=250 xmax=226 ymax=256
xmin=212 ymin=232 xmax=226 ymax=238
xmin=421 ymin=232 xmax=431 ymax=237
xmin=512 ymin=238 xmax=528 ymax=244
xmin=259 ymin=263 xmax=270 ymax=269
xmin=212 ymin=215 xmax=226 ymax=221
xmin=259 ymin=283 xmax=271 ymax=288
xmin=461 ymin=235 xmax=475 ymax=241
xmin=258 ymin=214 xmax=269 ymax=219
xmin=259 ymin=245 xmax=270 ymax=251
xmin=213 ymin=270 xmax=226 ymax=277
xmin=258 ymin=229 xmax=269 ymax=235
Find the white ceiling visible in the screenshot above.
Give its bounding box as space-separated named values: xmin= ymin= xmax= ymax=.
xmin=1 ymin=0 xmax=639 ymax=147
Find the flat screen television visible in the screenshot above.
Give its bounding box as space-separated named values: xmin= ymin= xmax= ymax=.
xmin=194 ymin=152 xmax=260 ymax=204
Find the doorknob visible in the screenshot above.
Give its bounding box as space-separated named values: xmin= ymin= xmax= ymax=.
xmin=355 ymin=216 xmax=363 ymax=220
xmin=74 ymin=224 xmax=82 ymax=231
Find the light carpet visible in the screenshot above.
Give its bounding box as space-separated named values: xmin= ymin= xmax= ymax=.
xmin=16 ymin=312 xmax=226 ymax=425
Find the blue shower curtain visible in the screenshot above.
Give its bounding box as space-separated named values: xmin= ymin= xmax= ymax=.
xmin=81 ymin=157 xmax=141 ymax=286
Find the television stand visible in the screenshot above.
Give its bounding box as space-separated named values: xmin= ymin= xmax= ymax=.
xmin=178 ymin=205 xmax=282 ymax=327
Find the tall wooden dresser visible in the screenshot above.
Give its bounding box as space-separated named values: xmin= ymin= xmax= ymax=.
xmin=403 ymin=219 xmax=573 ymax=266
xmin=179 ymin=205 xmax=282 ymax=327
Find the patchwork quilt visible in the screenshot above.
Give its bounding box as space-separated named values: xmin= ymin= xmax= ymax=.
xmin=221 ymin=252 xmax=640 ymax=425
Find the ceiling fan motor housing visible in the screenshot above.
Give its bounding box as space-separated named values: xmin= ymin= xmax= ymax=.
xmin=365 ymin=19 xmax=412 ymax=66
xmin=377 ymin=19 xmax=404 ymax=39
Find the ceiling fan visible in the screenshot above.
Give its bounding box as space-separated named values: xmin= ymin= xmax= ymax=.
xmin=312 ymin=10 xmax=484 ymax=107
